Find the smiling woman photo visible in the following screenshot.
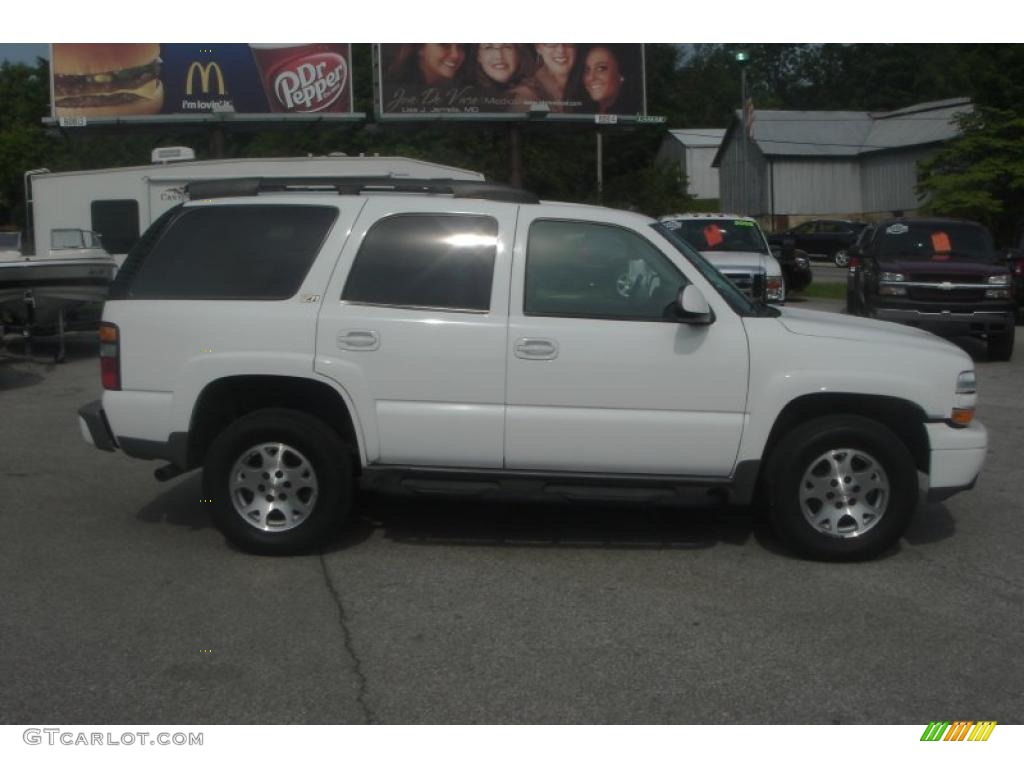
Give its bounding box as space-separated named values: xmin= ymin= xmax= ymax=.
xmin=571 ymin=43 xmax=642 ymax=115
xmin=473 ymin=43 xmax=537 ymax=111
xmin=385 ymin=44 xmax=469 ymax=87
xmin=510 ymin=43 xmax=581 ymax=112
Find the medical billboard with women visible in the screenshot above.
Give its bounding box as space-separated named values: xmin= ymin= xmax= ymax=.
xmin=376 ymin=44 xmax=646 ymax=119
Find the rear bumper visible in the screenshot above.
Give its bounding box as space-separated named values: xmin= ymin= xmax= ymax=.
xmin=77 ymin=400 xmax=117 ymax=452
xmin=925 ymin=420 xmax=987 ymax=502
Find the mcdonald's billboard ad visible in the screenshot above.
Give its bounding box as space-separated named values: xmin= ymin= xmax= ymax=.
xmin=376 ymin=44 xmax=647 ymax=120
xmin=50 ymin=44 xmax=355 ymax=122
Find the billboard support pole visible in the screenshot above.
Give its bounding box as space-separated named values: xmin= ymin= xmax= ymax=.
xmin=509 ymin=124 xmax=522 ymax=188
xmin=208 ymin=125 xmax=226 ymax=159
xmin=596 ymin=129 xmax=604 ymax=203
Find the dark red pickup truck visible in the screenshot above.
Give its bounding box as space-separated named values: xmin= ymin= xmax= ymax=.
xmin=846 ymin=218 xmax=1015 ymax=361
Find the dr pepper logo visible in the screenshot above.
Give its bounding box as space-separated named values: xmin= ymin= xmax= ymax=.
xmin=271 ymin=52 xmax=347 ymax=112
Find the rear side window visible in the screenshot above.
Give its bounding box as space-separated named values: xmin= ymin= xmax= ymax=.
xmin=124 ymin=205 xmax=337 ymax=300
xmin=91 ymin=199 xmax=140 ymax=254
xmin=342 ymin=214 xmax=498 ymax=311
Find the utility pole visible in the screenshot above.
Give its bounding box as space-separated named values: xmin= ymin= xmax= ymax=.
xmin=736 ymin=51 xmax=749 ymax=216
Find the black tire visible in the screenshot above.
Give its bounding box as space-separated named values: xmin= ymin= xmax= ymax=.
xmin=203 ymin=408 xmax=353 ymax=555
xmin=764 ymin=415 xmax=918 ymax=561
xmin=987 ymin=321 xmax=1015 ymax=361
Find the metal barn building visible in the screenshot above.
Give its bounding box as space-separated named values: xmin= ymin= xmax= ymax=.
xmin=712 ymin=98 xmax=971 ymax=229
xmin=655 ymin=129 xmax=726 ymax=201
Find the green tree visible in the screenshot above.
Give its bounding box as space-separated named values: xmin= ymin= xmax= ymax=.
xmin=918 ymin=107 xmax=1024 ymax=244
xmin=0 ymin=59 xmax=56 ymax=226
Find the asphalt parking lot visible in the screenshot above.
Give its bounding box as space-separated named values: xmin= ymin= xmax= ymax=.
xmin=1 ymin=298 xmax=1021 ymax=725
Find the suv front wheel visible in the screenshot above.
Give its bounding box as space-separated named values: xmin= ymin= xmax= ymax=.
xmin=765 ymin=415 xmax=918 ymax=561
xmin=203 ymin=408 xmax=353 ymax=554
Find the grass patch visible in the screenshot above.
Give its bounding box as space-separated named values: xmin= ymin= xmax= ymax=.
xmin=797 ymin=281 xmax=846 ymax=300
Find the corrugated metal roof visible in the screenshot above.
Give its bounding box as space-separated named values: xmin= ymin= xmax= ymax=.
xmin=863 ymin=99 xmax=971 ymax=153
xmin=666 ymin=129 xmax=726 ymax=148
xmin=713 ymin=98 xmax=972 ymax=165
xmin=750 ymin=110 xmax=872 ymax=157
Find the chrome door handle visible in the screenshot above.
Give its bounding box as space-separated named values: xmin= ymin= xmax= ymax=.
xmin=514 ymin=337 xmax=558 ymax=360
xmin=337 ymin=330 xmax=380 ymax=351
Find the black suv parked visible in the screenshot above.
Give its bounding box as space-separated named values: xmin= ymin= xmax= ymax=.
xmin=846 ymin=218 xmax=1015 ymax=360
xmin=769 ymin=219 xmax=867 ymax=267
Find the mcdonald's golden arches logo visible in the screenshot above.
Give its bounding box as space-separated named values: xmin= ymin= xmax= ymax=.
xmin=186 ymin=61 xmax=226 ymax=95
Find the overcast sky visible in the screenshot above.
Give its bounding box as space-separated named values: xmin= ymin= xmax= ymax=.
xmin=0 ymin=44 xmax=49 ymax=63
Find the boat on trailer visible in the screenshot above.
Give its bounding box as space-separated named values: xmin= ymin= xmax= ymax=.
xmin=0 ymin=229 xmax=116 ymax=361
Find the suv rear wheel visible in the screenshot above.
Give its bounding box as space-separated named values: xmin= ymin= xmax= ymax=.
xmin=203 ymin=408 xmax=352 ymax=554
xmin=765 ymin=415 xmax=918 ymax=561
xmin=833 ymin=249 xmax=850 ymax=268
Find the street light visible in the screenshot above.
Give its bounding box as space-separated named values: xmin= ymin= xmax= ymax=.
xmin=737 ymin=51 xmax=753 ymax=215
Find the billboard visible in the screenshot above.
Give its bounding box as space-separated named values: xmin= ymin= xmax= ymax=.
xmin=50 ymin=44 xmax=355 ymax=122
xmin=376 ymin=44 xmax=646 ymax=120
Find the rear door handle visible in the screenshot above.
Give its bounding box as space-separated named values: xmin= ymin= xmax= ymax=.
xmin=337 ymin=330 xmax=380 ymax=351
xmin=514 ymin=337 xmax=558 ymax=360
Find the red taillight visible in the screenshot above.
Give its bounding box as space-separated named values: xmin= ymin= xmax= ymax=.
xmin=99 ymin=322 xmax=120 ymax=390
xmin=1014 ymin=262 xmax=1023 ymax=276
xmin=849 ymin=256 xmax=861 ymax=269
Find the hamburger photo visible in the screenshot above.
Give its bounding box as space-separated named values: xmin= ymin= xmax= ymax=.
xmin=53 ymin=44 xmax=164 ymax=118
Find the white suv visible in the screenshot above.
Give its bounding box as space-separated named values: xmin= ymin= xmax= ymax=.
xmin=660 ymin=213 xmax=784 ymax=303
xmin=79 ymin=177 xmax=987 ymax=560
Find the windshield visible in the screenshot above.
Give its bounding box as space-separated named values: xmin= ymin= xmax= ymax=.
xmin=51 ymin=229 xmax=107 ymax=251
xmin=876 ymin=222 xmax=994 ymax=261
xmin=651 ymin=223 xmax=762 ymax=317
xmin=0 ymin=232 xmax=21 ymax=250
xmin=665 ymin=218 xmax=769 ymax=255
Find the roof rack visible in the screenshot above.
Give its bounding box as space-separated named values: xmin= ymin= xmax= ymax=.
xmin=185 ymin=177 xmax=539 ymax=204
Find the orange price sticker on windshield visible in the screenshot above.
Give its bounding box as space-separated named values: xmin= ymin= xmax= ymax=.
xmin=704 ymin=224 xmax=724 ymax=248
xmin=931 ymin=231 xmax=952 ymax=254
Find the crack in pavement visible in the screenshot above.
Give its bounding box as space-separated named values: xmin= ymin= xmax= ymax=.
xmin=319 ymin=552 xmax=375 ymax=724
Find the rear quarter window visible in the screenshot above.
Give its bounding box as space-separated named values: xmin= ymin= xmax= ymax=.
xmin=121 ymin=205 xmax=337 ymax=300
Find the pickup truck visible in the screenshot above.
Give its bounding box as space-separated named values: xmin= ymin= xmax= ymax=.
xmin=846 ymin=218 xmax=1015 ymax=360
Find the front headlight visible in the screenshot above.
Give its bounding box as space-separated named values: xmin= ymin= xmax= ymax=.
xmin=880 ymin=272 xmax=906 ymax=282
xmin=952 ymin=370 xmax=977 ymax=426
xmin=766 ymin=276 xmax=784 ymax=302
xmin=988 ymin=274 xmax=1010 ymax=285
xmin=956 ymin=370 xmax=976 ymax=394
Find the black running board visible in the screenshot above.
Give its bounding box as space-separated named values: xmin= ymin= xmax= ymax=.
xmin=359 ymin=462 xmax=760 ymax=506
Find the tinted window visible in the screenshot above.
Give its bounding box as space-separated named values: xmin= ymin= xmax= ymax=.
xmin=875 ymin=222 xmax=994 ymax=261
xmin=343 ymin=214 xmax=497 ymax=311
xmin=526 ymin=220 xmax=687 ymax=321
xmin=792 ymin=221 xmax=816 ymax=234
xmin=91 ymin=200 xmax=140 ymax=254
xmin=126 ymin=205 xmax=337 ymax=300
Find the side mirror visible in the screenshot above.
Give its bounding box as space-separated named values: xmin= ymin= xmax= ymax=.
xmin=674 ymin=285 xmax=714 ymax=324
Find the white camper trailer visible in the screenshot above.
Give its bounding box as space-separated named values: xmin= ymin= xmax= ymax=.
xmin=26 ymin=150 xmax=486 ymax=265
